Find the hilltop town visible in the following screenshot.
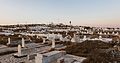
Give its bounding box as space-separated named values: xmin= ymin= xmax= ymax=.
xmin=0 ymin=23 xmax=120 ymax=63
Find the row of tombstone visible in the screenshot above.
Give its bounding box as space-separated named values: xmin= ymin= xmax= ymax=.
xmin=47 ymin=33 xmax=63 ymax=41
xmin=15 ymin=38 xmax=56 ymax=57
xmin=15 ymin=35 xmax=103 ymax=57
xmin=43 ymin=37 xmax=56 ymax=48
xmin=71 ymin=34 xmax=103 ymax=42
xmin=46 ymin=33 xmax=104 ymax=43
xmin=7 ymin=37 xmax=25 ymax=48
xmin=98 ymin=32 xmax=119 ymax=35
xmin=47 ymin=33 xmax=70 ymax=42
xmin=46 ymin=32 xmax=105 ymax=43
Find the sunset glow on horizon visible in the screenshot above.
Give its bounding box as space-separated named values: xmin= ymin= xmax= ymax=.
xmin=0 ymin=0 xmax=120 ymax=27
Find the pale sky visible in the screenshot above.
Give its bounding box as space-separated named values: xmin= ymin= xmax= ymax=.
xmin=0 ymin=0 xmax=120 ymax=27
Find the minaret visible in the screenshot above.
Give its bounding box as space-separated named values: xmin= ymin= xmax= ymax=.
xmin=7 ymin=38 xmax=11 ymax=45
xmin=69 ymin=21 xmax=71 ymax=26
xmin=51 ymin=39 xmax=55 ymax=48
xmin=69 ymin=21 xmax=72 ymax=30
xmin=18 ymin=45 xmax=21 ymax=56
xmin=22 ymin=38 xmax=25 ymax=48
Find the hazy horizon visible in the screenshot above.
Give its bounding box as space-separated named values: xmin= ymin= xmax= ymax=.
xmin=0 ymin=0 xmax=120 ymax=27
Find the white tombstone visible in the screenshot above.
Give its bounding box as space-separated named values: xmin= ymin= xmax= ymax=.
xmin=115 ymin=32 xmax=119 ymax=35
xmin=77 ymin=31 xmax=79 ymax=34
xmin=42 ymin=38 xmax=46 ymax=44
xmin=104 ymin=32 xmax=106 ymax=35
xmin=84 ymin=35 xmax=86 ymax=39
xmin=61 ymin=38 xmax=65 ymax=42
xmin=76 ymin=36 xmax=80 ymax=42
xmin=99 ymin=36 xmax=102 ymax=40
xmin=58 ymin=34 xmax=63 ymax=41
xmin=18 ymin=35 xmax=21 ymax=37
xmin=107 ymin=32 xmax=110 ymax=35
xmin=35 ymin=53 xmax=43 ymax=63
xmin=47 ymin=33 xmax=50 ymax=39
xmin=112 ymin=32 xmax=115 ymax=35
xmin=66 ymin=32 xmax=68 ymax=35
xmin=66 ymin=30 xmax=69 ymax=35
xmin=71 ymin=38 xmax=76 ymax=42
xmin=7 ymin=38 xmax=11 ymax=45
xmin=35 ymin=51 xmax=65 ymax=63
xmin=83 ymin=35 xmax=87 ymax=40
xmin=36 ymin=35 xmax=39 ymax=38
xmin=52 ymin=33 xmax=55 ymax=40
xmin=58 ymin=33 xmax=61 ymax=37
xmin=71 ymin=33 xmax=76 ymax=42
xmin=94 ymin=38 xmax=98 ymax=40
xmin=74 ymin=33 xmax=77 ymax=37
xmin=22 ymin=38 xmax=25 ymax=47
xmin=57 ymin=33 xmax=63 ymax=41
xmin=99 ymin=32 xmax=102 ymax=35
xmin=18 ymin=45 xmax=22 ymax=56
xmin=97 ymin=32 xmax=100 ymax=34
xmin=51 ymin=39 xmax=55 ymax=48
xmin=60 ymin=37 xmax=63 ymax=41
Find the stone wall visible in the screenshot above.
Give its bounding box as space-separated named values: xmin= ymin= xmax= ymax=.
xmin=35 ymin=51 xmax=66 ymax=63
